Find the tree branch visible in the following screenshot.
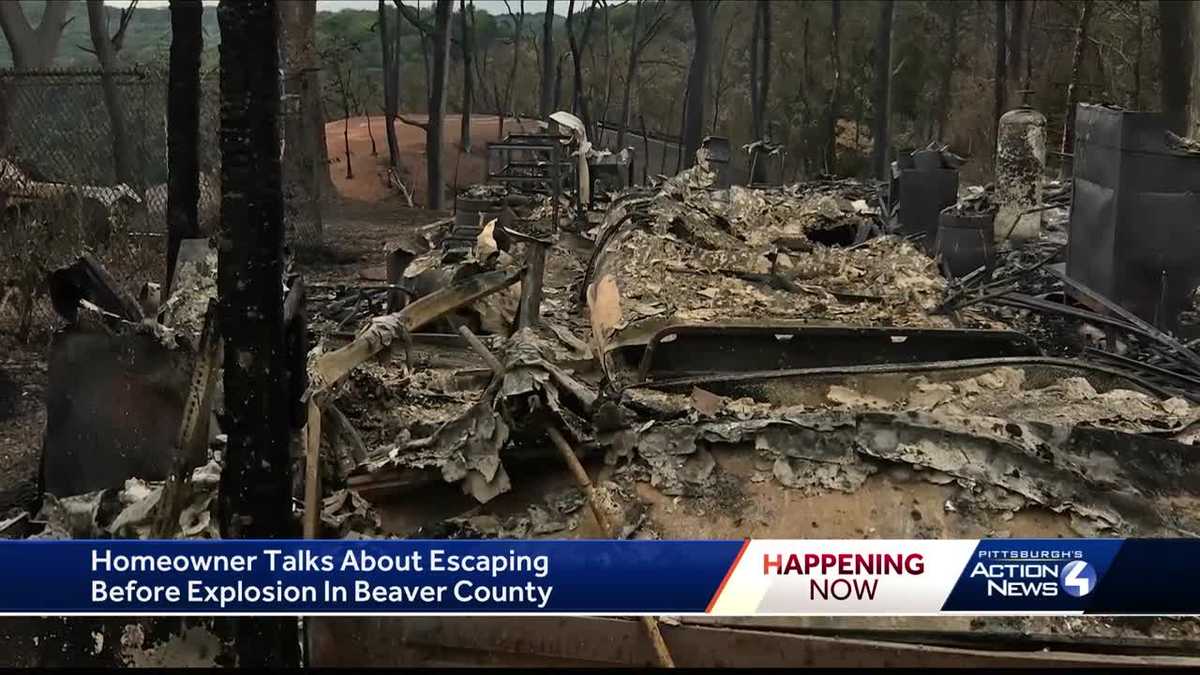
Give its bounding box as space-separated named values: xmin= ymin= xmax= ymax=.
xmin=393 ymin=0 xmax=433 ymax=36
xmin=111 ymin=0 xmax=139 ymax=53
xmin=396 ymin=113 xmax=431 ymax=131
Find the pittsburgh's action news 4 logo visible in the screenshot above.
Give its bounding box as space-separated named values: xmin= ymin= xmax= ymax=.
xmin=1059 ymin=560 xmax=1096 ymax=597
xmin=969 ymin=550 xmax=1095 ymax=598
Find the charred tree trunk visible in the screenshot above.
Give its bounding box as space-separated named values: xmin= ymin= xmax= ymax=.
xmin=216 ymin=0 xmax=299 ymax=665
xmin=565 ymin=0 xmax=597 ymax=133
xmin=540 ymin=0 xmax=555 ymax=118
xmin=1188 ymin=4 xmax=1200 ymax=135
xmin=499 ymin=0 xmax=524 ymax=140
xmin=748 ymin=0 xmax=771 ymax=181
xmin=1131 ymin=1 xmax=1143 ymax=110
xmin=1160 ymin=0 xmax=1192 ymax=134
xmin=760 ymin=1 xmax=771 ymax=139
xmin=935 ymin=3 xmax=959 ymax=140
xmin=427 ymin=0 xmax=453 ymax=209
xmin=600 ymin=0 xmax=613 ymax=136
xmin=748 ymin=1 xmax=760 ymax=140
xmin=166 ymin=0 xmax=202 ymax=293
xmin=279 ymin=0 xmax=328 ymax=243
xmin=86 ymin=1 xmax=136 ymax=186
xmin=460 ymin=0 xmax=474 ymax=152
xmin=617 ymin=1 xmax=642 ymax=150
xmin=380 ymin=0 xmax=400 ymax=168
xmin=1059 ymin=1 xmax=1093 ymax=178
xmin=825 ymin=0 xmax=841 ymax=173
xmin=1024 ymin=0 xmax=1035 ymax=88
xmin=1008 ymin=0 xmax=1025 ymax=100
xmin=993 ymin=0 xmax=1007 ymax=149
xmin=870 ymin=0 xmax=894 ymax=180
xmin=682 ymin=0 xmax=712 ymax=165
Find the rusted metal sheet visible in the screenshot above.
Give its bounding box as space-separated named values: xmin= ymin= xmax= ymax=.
xmin=306 ymin=616 xmax=1200 ymax=668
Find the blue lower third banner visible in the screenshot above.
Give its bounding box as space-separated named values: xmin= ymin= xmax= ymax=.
xmin=0 ymin=539 xmax=1195 ymax=615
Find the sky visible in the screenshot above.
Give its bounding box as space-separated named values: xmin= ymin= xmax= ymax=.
xmin=106 ymin=1 xmax=552 ymax=14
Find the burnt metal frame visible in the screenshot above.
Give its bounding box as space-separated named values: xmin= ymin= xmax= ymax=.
xmin=486 ymin=133 xmax=577 ymax=229
xmin=628 ymin=323 xmax=1041 ymax=383
xmin=625 ymin=355 xmax=1184 ymax=402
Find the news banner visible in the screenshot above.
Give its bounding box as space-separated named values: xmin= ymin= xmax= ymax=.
xmin=0 ymin=539 xmax=1192 ymax=615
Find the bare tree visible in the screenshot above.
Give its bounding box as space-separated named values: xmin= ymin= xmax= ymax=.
xmin=710 ymin=11 xmax=737 ymax=135
xmin=85 ymin=0 xmax=137 ymax=186
xmin=395 ymin=0 xmax=434 ymax=101
xmin=500 ymin=0 xmax=525 ymax=139
xmin=429 ymin=0 xmax=453 ymax=208
xmin=334 ymin=59 xmax=355 ymax=180
xmin=362 ymin=87 xmax=378 ymax=156
xmin=870 ymin=0 xmax=895 ymax=180
xmin=540 ymin=0 xmax=555 ymax=118
xmin=615 ymin=0 xmax=672 ymax=148
xmin=1059 ymin=1 xmax=1093 ymax=178
xmin=993 ymin=0 xmax=1007 ymax=151
xmin=554 ymin=50 xmax=568 ymax=109
xmin=0 ymin=0 xmax=71 ymax=70
xmin=1008 ymin=0 xmax=1026 ymax=100
xmin=460 ymin=0 xmax=475 ymax=151
xmin=1024 ymin=0 xmax=1035 ymax=89
xmin=279 ymin=0 xmax=333 ymax=239
xmin=379 ymin=0 xmax=401 ymax=168
xmin=599 ymin=0 xmax=613 ymax=133
xmin=1131 ymin=0 xmax=1143 ymax=109
xmin=216 ymin=0 xmax=298 ymax=663
xmin=749 ymin=0 xmax=771 ymax=142
xmin=1160 ymin=0 xmax=1191 ymax=133
xmin=393 ymin=0 xmax=453 ymax=206
xmin=681 ymin=0 xmax=713 ymax=165
xmin=935 ymin=2 xmax=960 ymax=140
xmin=166 ymin=0 xmax=202 ymax=293
xmin=565 ymin=0 xmax=598 ymax=132
xmin=825 ymin=0 xmax=841 ymax=173
xmin=399 ymin=0 xmax=454 ymax=208
xmin=1188 ymin=3 xmax=1200 ymax=135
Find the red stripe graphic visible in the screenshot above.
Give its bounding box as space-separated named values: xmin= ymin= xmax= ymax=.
xmin=706 ymin=539 xmax=751 ymax=613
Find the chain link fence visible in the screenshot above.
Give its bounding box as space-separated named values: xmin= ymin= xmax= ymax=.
xmin=0 ymin=67 xmax=323 ymax=340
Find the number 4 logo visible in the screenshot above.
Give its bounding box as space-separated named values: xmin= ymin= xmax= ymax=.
xmin=1060 ymin=560 xmax=1097 ymax=598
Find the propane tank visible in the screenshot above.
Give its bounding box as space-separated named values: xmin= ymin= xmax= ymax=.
xmin=994 ymin=94 xmax=1047 ymax=244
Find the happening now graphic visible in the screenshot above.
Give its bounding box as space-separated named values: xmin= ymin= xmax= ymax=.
xmin=0 ymin=539 xmax=1197 ymax=615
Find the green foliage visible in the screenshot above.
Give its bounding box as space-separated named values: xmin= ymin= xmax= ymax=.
xmin=0 ymin=0 xmax=1168 ymax=182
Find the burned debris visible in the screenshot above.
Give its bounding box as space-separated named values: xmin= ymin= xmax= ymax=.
xmin=269 ymin=129 xmax=1200 ymax=552
xmin=13 ymin=98 xmax=1200 ymax=560
xmin=5 ymin=86 xmax=1200 ymax=663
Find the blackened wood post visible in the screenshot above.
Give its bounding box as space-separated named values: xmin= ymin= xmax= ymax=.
xmin=166 ymin=0 xmax=203 ymax=294
xmin=217 ymin=0 xmax=299 ymax=666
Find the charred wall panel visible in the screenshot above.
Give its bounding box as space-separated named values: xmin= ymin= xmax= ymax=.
xmin=1068 ymin=105 xmax=1200 ymax=337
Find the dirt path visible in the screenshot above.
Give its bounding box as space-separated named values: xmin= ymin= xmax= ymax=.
xmin=325 ymin=113 xmax=541 ymax=206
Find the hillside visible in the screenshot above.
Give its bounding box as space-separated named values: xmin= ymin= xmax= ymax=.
xmin=0 ymin=2 xmax=552 ymax=71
